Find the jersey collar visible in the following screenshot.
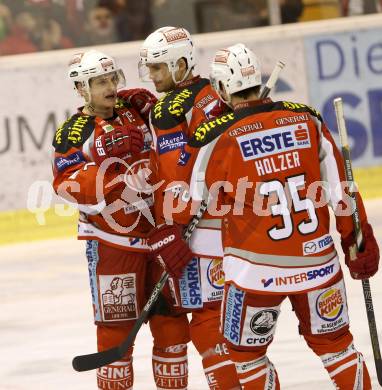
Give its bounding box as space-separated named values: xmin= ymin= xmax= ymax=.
xmin=233 ymin=98 xmax=272 ymax=111
xmin=176 ymin=75 xmax=201 ymax=88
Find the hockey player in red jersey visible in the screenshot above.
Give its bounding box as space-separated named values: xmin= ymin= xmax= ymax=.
xmin=133 ymin=26 xmax=241 ymax=390
xmin=52 ymin=50 xmax=190 ymax=390
xmin=169 ymin=43 xmax=379 ymax=389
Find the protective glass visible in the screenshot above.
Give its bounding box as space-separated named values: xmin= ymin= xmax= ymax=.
xmin=88 ymin=69 xmax=126 ymax=90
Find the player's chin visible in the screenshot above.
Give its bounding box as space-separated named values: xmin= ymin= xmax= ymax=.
xmin=154 ymin=82 xmax=165 ymax=93
xmin=103 ymin=96 xmax=117 ymax=108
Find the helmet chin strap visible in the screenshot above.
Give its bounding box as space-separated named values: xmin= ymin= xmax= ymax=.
xmin=217 ymin=84 xmax=232 ymax=107
xmin=170 ymin=63 xmax=193 ymax=85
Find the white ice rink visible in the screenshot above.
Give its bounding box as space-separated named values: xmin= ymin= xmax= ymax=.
xmin=1 ymin=199 xmax=382 ymax=389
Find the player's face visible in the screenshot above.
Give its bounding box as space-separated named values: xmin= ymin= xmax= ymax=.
xmin=146 ymin=63 xmax=175 ymax=92
xmin=88 ymin=72 xmax=119 ymax=110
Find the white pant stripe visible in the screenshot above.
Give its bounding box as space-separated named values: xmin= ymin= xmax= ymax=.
xmin=204 ymin=359 xmax=233 ymax=373
xmin=329 ymin=358 xmax=359 ymax=378
xmin=152 ymin=354 xmax=187 ymax=363
xmin=239 ymin=368 xmax=268 ymax=384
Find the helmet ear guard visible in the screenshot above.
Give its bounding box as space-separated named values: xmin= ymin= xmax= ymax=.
xmin=209 ymin=43 xmax=262 ymax=104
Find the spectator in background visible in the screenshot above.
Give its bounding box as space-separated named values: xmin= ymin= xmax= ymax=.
xmin=0 ymin=3 xmax=12 ymax=40
xmin=38 ymin=18 xmax=73 ymax=50
xmin=280 ymin=0 xmax=304 ymax=23
xmin=99 ymin=0 xmax=153 ymax=41
xmin=0 ymin=10 xmax=39 ymax=55
xmin=77 ymin=5 xmax=119 ymax=46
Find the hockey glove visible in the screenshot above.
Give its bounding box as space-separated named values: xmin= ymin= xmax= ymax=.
xmin=118 ymin=88 xmax=157 ymax=122
xmin=148 ymin=224 xmax=193 ymax=278
xmin=91 ymin=124 xmax=144 ymax=166
xmin=209 ymin=100 xmax=230 ymax=119
xmin=341 ymin=222 xmax=380 ymax=280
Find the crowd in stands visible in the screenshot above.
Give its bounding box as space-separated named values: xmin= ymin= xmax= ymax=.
xmin=0 ymin=0 xmax=381 ymax=56
xmin=0 ymin=0 xmax=152 ymax=55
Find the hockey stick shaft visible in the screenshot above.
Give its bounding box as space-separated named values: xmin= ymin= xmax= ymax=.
xmin=333 ymin=97 xmax=382 ymax=385
xmin=72 ymin=61 xmax=284 ymax=372
xmin=260 ymin=60 xmax=285 ymax=99
xmin=72 ymin=204 xmax=207 ymax=371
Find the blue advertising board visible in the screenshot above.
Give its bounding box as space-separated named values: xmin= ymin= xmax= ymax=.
xmin=305 ymin=28 xmax=382 ymax=167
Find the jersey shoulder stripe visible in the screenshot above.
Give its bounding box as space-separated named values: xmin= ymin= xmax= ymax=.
xmin=273 ymin=101 xmax=323 ymax=121
xmin=188 ymin=101 xmax=273 ymax=148
xmin=151 ymin=78 xmax=210 ymax=130
xmin=53 ymin=114 xmax=95 ymax=153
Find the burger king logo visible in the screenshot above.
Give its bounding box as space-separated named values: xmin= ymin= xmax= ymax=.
xmin=316 ymin=287 xmax=344 ymax=321
xmin=207 ymin=259 xmax=224 ymax=289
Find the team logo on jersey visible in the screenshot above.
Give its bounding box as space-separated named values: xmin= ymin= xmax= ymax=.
xmin=194 ymin=113 xmax=235 ymax=142
xmin=54 ymin=151 xmax=85 ymax=172
xmin=178 ymin=150 xmax=191 ymax=166
xmin=168 ymin=89 xmax=193 ymax=117
xmin=123 ymin=158 xmax=151 ymax=193
xmin=308 ymin=279 xmax=349 ymax=334
xmin=207 ymin=259 xmax=225 ymax=289
xmin=242 ymin=306 xmax=279 ymax=346
xmin=179 ymin=257 xmax=202 ymax=309
xmin=316 ymin=286 xmax=344 ymax=322
xmin=67 ymin=115 xmax=90 ymax=144
xmin=237 ymin=122 xmax=311 ymax=161
xmin=261 ymin=278 xmax=274 ymax=288
xmin=282 ymin=101 xmax=321 ymax=118
xmin=99 ymin=273 xmax=138 ymax=322
xmin=250 ymin=309 xmax=278 ymax=335
xmin=157 ymin=131 xmax=187 ymax=154
xmin=302 ymin=234 xmax=333 ymax=255
xmin=224 ymin=285 xmax=245 ymax=345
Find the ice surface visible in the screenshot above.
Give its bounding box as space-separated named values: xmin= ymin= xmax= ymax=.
xmin=1 ymin=199 xmax=381 ymax=389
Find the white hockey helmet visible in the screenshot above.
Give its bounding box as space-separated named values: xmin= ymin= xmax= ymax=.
xmin=139 ymin=26 xmax=196 ymax=84
xmin=209 ymin=43 xmax=261 ymax=104
xmin=68 ymin=49 xmax=126 ymax=92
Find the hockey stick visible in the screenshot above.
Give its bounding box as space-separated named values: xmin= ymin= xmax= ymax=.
xmin=333 ymin=97 xmax=382 ymax=386
xmin=72 ymin=60 xmax=285 ymax=372
xmin=71 ymin=202 xmax=208 ymax=372
xmin=260 ymin=60 xmax=285 ymax=99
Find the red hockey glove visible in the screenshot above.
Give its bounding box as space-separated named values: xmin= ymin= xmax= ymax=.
xmin=209 ymin=100 xmax=230 ymax=119
xmin=341 ymin=223 xmax=380 ymax=280
xmin=118 ymin=88 xmax=157 ymax=122
xmin=148 ymin=224 xmax=193 ymax=278
xmin=91 ymin=124 xmax=144 ymax=165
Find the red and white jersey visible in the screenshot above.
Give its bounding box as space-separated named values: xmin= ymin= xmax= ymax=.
xmin=184 ymin=99 xmax=368 ymax=293
xmin=149 ymin=76 xmax=223 ymax=258
xmin=52 ymin=99 xmax=154 ymax=252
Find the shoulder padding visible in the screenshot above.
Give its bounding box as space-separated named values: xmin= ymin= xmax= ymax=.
xmin=53 ymin=114 xmax=95 ymax=153
xmin=151 ymin=78 xmax=210 ymax=130
xmin=273 ymin=101 xmax=323 ymax=121
xmin=189 ymin=111 xmax=236 ymax=148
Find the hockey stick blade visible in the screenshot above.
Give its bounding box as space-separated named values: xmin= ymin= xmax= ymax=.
xmin=72 ymin=346 xmax=122 ymax=372
xmin=362 ymin=278 xmax=382 ymax=385
xmin=72 ymin=270 xmax=169 ymax=372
